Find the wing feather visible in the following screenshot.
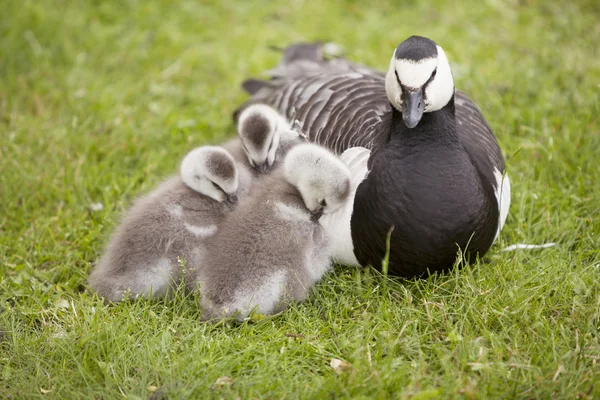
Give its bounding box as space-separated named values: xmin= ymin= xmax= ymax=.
xmin=235 ymin=44 xmax=505 ymax=183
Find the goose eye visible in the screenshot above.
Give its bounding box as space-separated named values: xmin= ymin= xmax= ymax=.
xmin=431 ymin=68 xmax=437 ymax=78
xmin=319 ymin=199 xmax=327 ymax=207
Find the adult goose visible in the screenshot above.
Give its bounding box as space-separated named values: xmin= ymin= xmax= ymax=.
xmin=234 ymin=36 xmax=510 ymax=277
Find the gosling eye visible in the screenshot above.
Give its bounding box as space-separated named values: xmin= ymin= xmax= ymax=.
xmin=319 ymin=199 xmax=327 ymax=207
xmin=267 ymin=137 xmax=275 ymax=153
xmin=211 ymin=181 xmax=224 ymax=193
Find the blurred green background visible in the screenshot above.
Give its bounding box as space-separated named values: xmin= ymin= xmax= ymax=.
xmin=1 ymin=0 xmax=599 ymax=398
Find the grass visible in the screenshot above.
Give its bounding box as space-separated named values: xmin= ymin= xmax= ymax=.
xmin=1 ymin=0 xmax=599 ymax=398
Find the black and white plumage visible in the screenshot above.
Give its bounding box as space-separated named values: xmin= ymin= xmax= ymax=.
xmin=88 ymin=146 xmax=251 ymax=302
xmin=235 ymin=37 xmax=510 ymax=277
xmin=195 ymin=143 xmax=352 ymax=321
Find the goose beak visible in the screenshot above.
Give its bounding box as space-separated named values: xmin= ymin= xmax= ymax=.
xmin=402 ymin=89 xmax=424 ymax=129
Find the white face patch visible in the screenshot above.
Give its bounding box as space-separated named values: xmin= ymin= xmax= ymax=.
xmin=394 ymin=57 xmax=438 ymax=89
xmin=385 ymin=45 xmax=455 ymax=113
xmin=422 ymin=45 xmax=455 ymax=112
xmin=385 ymin=58 xmax=403 ymax=110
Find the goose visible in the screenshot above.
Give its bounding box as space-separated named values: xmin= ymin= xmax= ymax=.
xmin=195 ymin=143 xmax=351 ymax=321
xmin=88 ymin=146 xmax=251 ymax=302
xmin=223 ymin=104 xmax=305 ymax=175
xmin=235 ymin=36 xmax=510 ymax=277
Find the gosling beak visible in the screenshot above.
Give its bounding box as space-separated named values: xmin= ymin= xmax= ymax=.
xmin=402 ymin=88 xmax=424 ymax=129
xmin=310 ymin=208 xmax=324 ymax=222
xmin=225 ymin=193 xmax=238 ymax=205
xmin=257 ymin=163 xmax=271 ymax=174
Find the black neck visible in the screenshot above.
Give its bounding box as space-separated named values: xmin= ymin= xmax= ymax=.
xmin=391 ymin=93 xmax=457 ymax=140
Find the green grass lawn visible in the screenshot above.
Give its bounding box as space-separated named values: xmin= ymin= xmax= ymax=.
xmin=1 ymin=0 xmax=600 ymax=398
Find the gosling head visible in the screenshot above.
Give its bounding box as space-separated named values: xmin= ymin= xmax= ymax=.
xmin=237 ymin=104 xmax=294 ymax=173
xmin=385 ymin=35 xmax=455 ymax=129
xmin=283 ymin=143 xmax=351 ymax=222
xmin=180 ymin=146 xmax=239 ymax=204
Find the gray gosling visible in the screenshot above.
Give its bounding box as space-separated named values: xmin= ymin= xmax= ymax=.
xmin=196 ymin=143 xmax=352 ymax=321
xmin=88 ymin=146 xmax=251 ymax=302
xmin=224 ymin=103 xmax=305 ymax=175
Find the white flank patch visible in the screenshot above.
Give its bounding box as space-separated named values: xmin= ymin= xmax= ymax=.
xmin=274 ymin=201 xmax=309 ymax=222
xmin=184 ymin=223 xmax=217 ymax=237
xmin=493 ymin=168 xmax=511 ymax=243
xmin=138 ymin=258 xmax=173 ymax=299
xmin=183 ymin=246 xmax=205 ymax=277
xmin=394 ymin=57 xmax=438 ymax=89
xmin=501 ymin=243 xmax=557 ymax=252
xmin=167 ymin=204 xmax=183 ymax=218
xmin=303 ymin=242 xmax=333 ymax=284
xmin=231 ymin=269 xmax=287 ymax=317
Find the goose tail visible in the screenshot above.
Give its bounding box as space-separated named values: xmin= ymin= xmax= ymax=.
xmin=235 ymin=41 xmax=341 ymax=120
xmin=264 ymin=41 xmax=344 ymax=78
xmin=241 ymin=78 xmax=269 ymax=95
xmin=240 ymin=41 xmax=339 ymax=95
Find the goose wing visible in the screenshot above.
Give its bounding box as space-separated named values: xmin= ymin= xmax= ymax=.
xmin=237 ymin=43 xmax=505 ymax=177
xmin=454 ymin=91 xmax=505 ymax=174
xmin=453 ymin=91 xmax=509 ymax=238
xmin=237 ymin=72 xmax=392 ymax=154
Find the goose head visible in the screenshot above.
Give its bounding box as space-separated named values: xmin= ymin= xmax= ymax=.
xmin=385 ymin=36 xmax=455 ymax=128
xmin=283 ymin=143 xmax=351 ymax=221
xmin=237 ymin=104 xmax=295 ymax=173
xmin=180 ymin=146 xmax=239 ymax=204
